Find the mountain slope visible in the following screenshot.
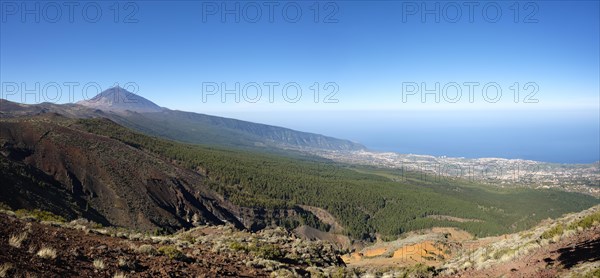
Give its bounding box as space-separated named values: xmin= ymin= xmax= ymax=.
xmin=70 ymin=87 xmax=365 ymax=151
xmin=0 ymin=114 xmax=337 ymax=234
xmin=115 ymin=108 xmax=365 ymax=151
xmin=0 ymin=208 xmax=345 ymax=277
xmin=0 ymin=154 xmax=109 ymax=224
xmin=441 ymin=205 xmax=600 ymax=277
xmin=0 ymin=114 xmax=243 ymax=231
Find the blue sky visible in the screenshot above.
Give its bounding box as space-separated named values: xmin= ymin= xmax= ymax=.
xmin=1 ymin=1 xmax=599 ymax=162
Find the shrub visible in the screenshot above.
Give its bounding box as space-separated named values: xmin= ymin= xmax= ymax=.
xmin=8 ymin=232 xmax=28 ymax=248
xmin=330 ymin=267 xmax=346 ymax=278
xmin=256 ymin=244 xmax=283 ymax=260
xmin=492 ymin=248 xmax=516 ymax=261
xmin=0 ymin=263 xmax=13 ymax=278
xmin=136 ymin=244 xmax=157 ymax=255
xmin=568 ymin=211 xmax=600 ymax=231
xmin=541 ymin=224 xmax=564 ymax=240
xmin=179 ymin=233 xmax=196 ymax=244
xmin=270 ymin=269 xmax=295 ymax=278
xmin=118 ymin=258 xmax=127 ymax=268
xmin=0 ymin=202 xmax=11 ymax=211
xmin=36 ymin=247 xmax=58 ymax=259
xmin=461 ymin=261 xmax=472 ymax=270
xmin=15 ymin=209 xmax=66 ymax=223
xmin=93 ymin=259 xmax=106 ymax=270
xmin=407 ymin=263 xmax=437 ymax=277
xmin=586 ymin=268 xmax=600 ymax=278
xmin=153 ymin=228 xmax=169 ymax=236
xmin=158 ymin=246 xmax=185 ymax=260
xmin=230 ymin=241 xmax=249 ymax=252
xmin=113 ymin=272 xmax=127 ymax=278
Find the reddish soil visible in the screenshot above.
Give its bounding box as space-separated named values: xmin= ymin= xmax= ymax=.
xmin=0 ymin=214 xmax=269 ymax=277
xmin=447 ymin=226 xmax=600 ymax=278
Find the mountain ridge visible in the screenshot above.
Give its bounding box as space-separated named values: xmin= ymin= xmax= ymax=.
xmin=1 ymin=87 xmax=366 ymax=152
xmin=76 ymin=86 xmax=163 ymax=113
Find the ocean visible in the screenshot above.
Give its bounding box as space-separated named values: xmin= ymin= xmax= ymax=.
xmin=336 ymin=111 xmax=600 ymax=164
xmin=357 ymin=124 xmax=599 ymax=164
xmin=219 ymin=109 xmax=600 ymax=164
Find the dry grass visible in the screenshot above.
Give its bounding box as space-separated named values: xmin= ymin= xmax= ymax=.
xmin=8 ymin=232 xmax=28 ymax=248
xmin=0 ymin=263 xmax=13 ymax=278
xmin=93 ymin=259 xmax=106 ymax=270
xmin=118 ymin=258 xmax=127 ymax=268
xmin=135 ymin=244 xmax=156 ymax=255
xmin=441 ymin=205 xmax=600 ymax=275
xmin=113 ymin=272 xmax=127 ymax=278
xmin=36 ymin=247 xmax=57 ymax=259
